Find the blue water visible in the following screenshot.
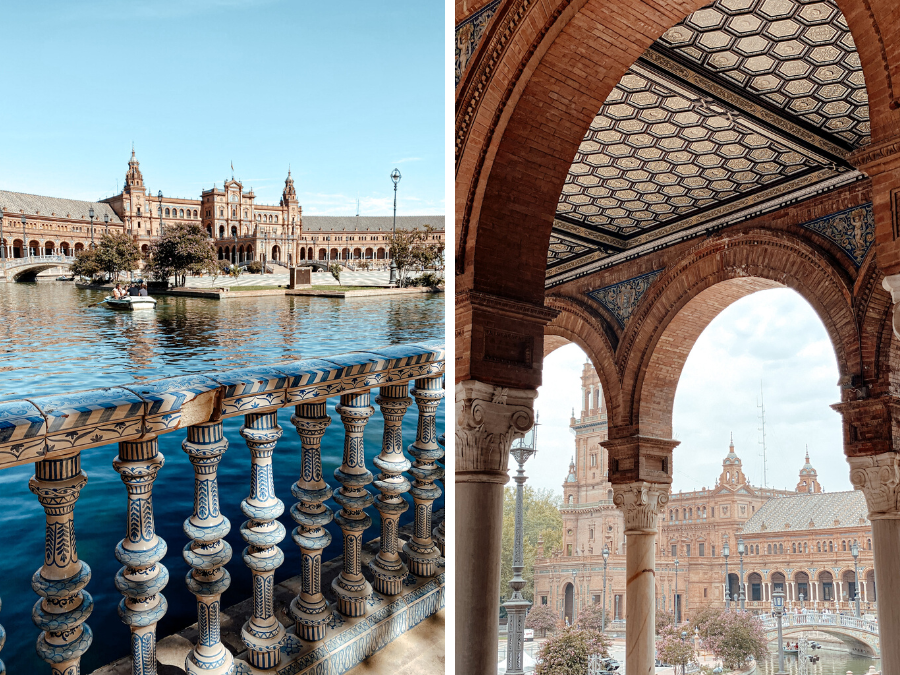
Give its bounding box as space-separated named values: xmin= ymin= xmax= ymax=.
xmin=0 ymin=282 xmax=445 ymax=671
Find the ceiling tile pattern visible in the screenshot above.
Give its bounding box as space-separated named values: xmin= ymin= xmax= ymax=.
xmin=547 ymin=234 xmax=590 ymax=263
xmin=659 ymin=0 xmax=868 ymax=147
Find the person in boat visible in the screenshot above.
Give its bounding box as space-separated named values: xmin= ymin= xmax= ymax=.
xmin=139 ymin=283 xmax=148 ymax=297
xmin=112 ymin=283 xmax=125 ymax=299
xmin=128 ymin=283 xmax=141 ymax=297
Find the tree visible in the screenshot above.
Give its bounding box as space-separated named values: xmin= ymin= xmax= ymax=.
xmin=534 ymin=627 xmax=609 ymax=675
xmin=690 ymin=605 xmax=727 ymax=642
xmin=699 ymin=611 xmax=766 ymax=670
xmin=330 ymin=263 xmax=342 ymax=286
xmin=577 ymin=602 xmax=611 ymax=632
xmin=70 ymin=249 xmax=100 ymax=280
xmin=94 ymin=231 xmax=141 ymax=281
xmin=656 ymin=606 xmax=676 ymax=635
xmin=500 ymin=486 xmax=563 ymax=603
xmin=656 ymin=623 xmax=697 ymax=670
xmin=388 ymin=224 xmax=444 ymax=287
xmin=525 ymin=604 xmax=558 ymax=638
xmin=146 ymin=222 xmax=216 ymax=287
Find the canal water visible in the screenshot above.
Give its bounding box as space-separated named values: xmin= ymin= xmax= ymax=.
xmin=0 ymin=282 xmax=445 ymax=671
xmin=758 ymin=648 xmax=877 ymax=674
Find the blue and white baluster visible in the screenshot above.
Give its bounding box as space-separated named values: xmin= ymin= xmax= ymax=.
xmin=0 ymin=597 xmax=6 ymax=675
xmin=432 ymin=434 xmax=446 ymax=556
xmin=114 ymin=439 xmax=169 ymax=675
xmin=289 ymin=402 xmax=334 ymax=640
xmin=182 ymin=422 xmax=234 ymax=675
xmin=403 ymin=376 xmax=445 ymax=578
xmin=332 ymin=392 xmax=375 ymax=617
xmin=368 ymin=384 xmax=412 ymax=595
xmin=29 ymin=452 xmax=93 ymax=675
xmin=239 ymin=412 xmax=286 ymax=668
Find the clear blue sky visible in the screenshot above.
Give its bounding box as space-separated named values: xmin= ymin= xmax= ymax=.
xmin=0 ymin=0 xmax=444 ymax=216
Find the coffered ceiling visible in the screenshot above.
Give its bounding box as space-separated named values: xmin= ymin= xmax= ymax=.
xmin=546 ymin=0 xmax=868 ymax=287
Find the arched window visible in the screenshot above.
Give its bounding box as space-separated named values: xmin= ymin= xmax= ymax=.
xmin=274 ymin=216 xmax=278 ymax=223
xmin=165 ymin=208 xmax=170 ymax=216
xmin=767 ymin=544 xmax=772 ymax=554
xmin=219 ymin=207 xmax=224 ymax=217
xmin=868 ymin=538 xmax=872 ymax=550
xmin=193 ymin=210 xmax=198 ymax=217
xmin=792 ymin=543 xmax=796 ymax=554
xmin=829 ymin=541 xmax=834 ymax=552
xmin=779 ymin=543 xmax=783 ymax=554
xmin=231 ymin=226 xmax=238 ymax=237
xmin=804 ymin=542 xmax=808 ymax=553
xmin=568 ymin=495 xmax=574 ymax=504
xmin=842 ymin=541 xmax=847 ymax=551
xmin=179 ymin=209 xmax=184 ymax=217
xmin=688 ymin=508 xmax=692 ymax=519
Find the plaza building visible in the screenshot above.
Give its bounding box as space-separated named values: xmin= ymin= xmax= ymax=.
xmin=456 ymin=0 xmax=900 ymax=671
xmin=0 ymin=149 xmax=444 ymax=270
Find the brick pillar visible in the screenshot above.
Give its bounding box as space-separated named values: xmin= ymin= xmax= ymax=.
xmin=456 ymin=381 xmax=536 ymax=675
xmin=853 ymin=138 xmax=900 ymax=279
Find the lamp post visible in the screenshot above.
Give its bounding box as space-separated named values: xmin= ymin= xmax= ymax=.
xmin=389 ymin=168 xmax=400 ymax=285
xmin=157 ymin=191 xmax=163 ymax=237
xmin=233 ymin=232 xmax=238 ymax=266
xmin=680 ymin=630 xmax=688 ymax=675
xmin=264 ymin=230 xmax=268 ymax=272
xmin=89 ymin=206 xmax=95 ymax=249
xmin=738 ymin=538 xmax=746 ymax=610
xmin=674 ymin=558 xmax=680 ymax=624
xmin=0 ymin=206 xmax=5 ymax=262
xmin=852 ymin=541 xmax=861 ymax=618
xmin=799 ymin=592 xmax=805 ymax=611
xmin=601 ymin=544 xmax=610 ymax=633
xmin=22 ymin=214 xmax=27 ymax=257
xmin=773 ymin=588 xmax=786 ymax=674
xmin=504 ymin=417 xmax=538 ymax=675
xmin=104 ymin=213 xmax=109 ymax=246
xmin=723 ymin=541 xmax=731 ymax=610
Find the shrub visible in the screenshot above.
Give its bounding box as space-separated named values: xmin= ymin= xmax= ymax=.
xmin=330 ymin=263 xmax=342 ymax=286
xmin=577 ymin=603 xmax=611 ymax=632
xmin=407 ymin=272 xmax=444 ymax=287
xmin=656 ymin=607 xmax=676 ymax=634
xmin=534 ymin=627 xmax=609 ymax=675
xmin=525 ymin=604 xmax=558 ymax=638
xmin=246 ymin=260 xmax=262 ymax=274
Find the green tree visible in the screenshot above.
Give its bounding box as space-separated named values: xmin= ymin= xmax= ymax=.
xmin=534 ymin=627 xmax=609 ymax=675
xmin=330 ymin=263 xmax=342 ymax=286
xmin=525 ymin=604 xmax=558 ymax=638
xmin=94 ymin=231 xmax=141 ymax=280
xmin=388 ymin=224 xmax=444 ymax=287
xmin=500 ymin=485 xmax=563 ymax=603
xmin=147 ymin=222 xmax=216 ymax=288
xmin=70 ymin=248 xmax=100 ymax=280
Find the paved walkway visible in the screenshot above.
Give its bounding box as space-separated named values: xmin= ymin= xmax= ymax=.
xmin=181 ymin=270 xmax=392 ymax=288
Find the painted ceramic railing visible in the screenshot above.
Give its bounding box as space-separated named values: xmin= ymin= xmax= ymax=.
xmin=1 ymin=254 xmax=75 ymax=268
xmin=0 ymin=341 xmax=445 ymax=675
xmin=758 ymin=611 xmax=879 ymax=635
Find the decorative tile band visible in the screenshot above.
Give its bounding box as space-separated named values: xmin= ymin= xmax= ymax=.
xmin=586 ymin=270 xmax=664 ymax=327
xmin=798 ymin=202 xmax=874 ymax=268
xmin=455 ymin=0 xmax=501 ymax=87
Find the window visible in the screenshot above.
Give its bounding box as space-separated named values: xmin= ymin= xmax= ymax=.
xmin=703 ymin=588 xmax=707 ymax=598
xmin=136 ymin=207 xmax=141 ymax=216
xmin=165 ymin=208 xmax=170 ymax=216
xmin=842 ymin=541 xmax=847 ymax=551
xmin=817 ymin=542 xmax=821 ymax=552
xmin=179 ymin=209 xmax=184 ymax=217
xmin=767 ymin=544 xmax=772 ymax=554
xmin=686 ymin=544 xmax=691 ymax=557
xmin=590 ymin=454 xmax=596 ymax=467
xmin=671 ymin=544 xmax=677 ymax=557
xmin=589 ymin=528 xmax=594 ymax=540
xmin=792 ymin=543 xmax=796 ymax=553
xmin=712 ymin=545 xmax=715 ymax=557
xmin=541 ymin=596 xmax=548 ymax=605
xmin=779 ymin=543 xmax=783 ymax=554
xmin=710 ymin=507 xmax=714 ymax=518
xmin=567 ymin=544 xmax=573 ymax=556
xmin=699 ymin=543 xmax=705 ymax=557
xmin=219 ymin=208 xmax=224 ymax=216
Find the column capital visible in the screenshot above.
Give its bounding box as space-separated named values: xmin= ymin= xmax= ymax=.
xmin=456 ymin=380 xmax=537 ymax=483
xmin=847 ymin=452 xmax=900 ymax=519
xmin=612 ymin=482 xmax=670 ymax=534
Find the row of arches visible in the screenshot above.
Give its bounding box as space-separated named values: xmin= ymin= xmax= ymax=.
xmin=730 ymin=569 xmax=877 ymax=604
xmin=163 ymin=208 xmax=198 ymax=219
xmin=311 ymin=247 xmax=388 ymax=261
xmin=0 ymin=239 xmax=87 ymax=258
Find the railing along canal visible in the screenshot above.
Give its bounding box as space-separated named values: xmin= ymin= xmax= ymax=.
xmin=758 ymin=612 xmax=879 ymax=634
xmin=0 ymin=341 xmax=445 ymax=675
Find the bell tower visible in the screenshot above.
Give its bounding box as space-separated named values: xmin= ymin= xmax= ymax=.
xmin=796 ymin=449 xmax=823 ymax=493
xmin=124 ymin=146 xmax=145 ymax=193
xmin=718 ymin=434 xmax=747 ymax=487
xmin=281 ymin=168 xmax=301 ymax=234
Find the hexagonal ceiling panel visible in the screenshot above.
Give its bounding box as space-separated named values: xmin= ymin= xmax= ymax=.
xmin=547 ymin=0 xmax=867 ymax=287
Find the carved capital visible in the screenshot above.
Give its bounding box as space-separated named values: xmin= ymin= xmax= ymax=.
xmin=456 ymin=380 xmax=537 ymax=483
xmin=612 ymin=482 xmax=670 ymax=534
xmin=848 ymin=452 xmax=900 ymax=519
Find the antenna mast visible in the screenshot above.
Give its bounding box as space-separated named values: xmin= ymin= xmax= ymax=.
xmin=758 ymin=381 xmax=768 ymax=488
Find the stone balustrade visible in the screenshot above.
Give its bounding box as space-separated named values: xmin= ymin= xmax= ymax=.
xmin=0 ymin=341 xmax=445 ymax=675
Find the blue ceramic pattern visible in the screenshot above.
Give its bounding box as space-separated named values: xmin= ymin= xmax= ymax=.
xmin=587 ymin=269 xmax=664 ymax=327
xmin=799 ymin=202 xmax=875 ymax=268
xmin=455 ymin=0 xmax=501 ymax=87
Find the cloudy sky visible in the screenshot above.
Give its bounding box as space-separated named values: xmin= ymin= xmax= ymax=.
xmin=0 ymin=1 xmax=443 ymax=216
xmin=526 ymin=288 xmax=849 ymax=497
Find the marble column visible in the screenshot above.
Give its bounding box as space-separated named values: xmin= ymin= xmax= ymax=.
xmin=332 ymin=392 xmax=375 ymax=617
xmin=239 ymin=412 xmax=286 ymax=668
xmin=289 ymin=402 xmax=334 ymax=641
xmin=456 ymin=381 xmax=536 ymax=675
xmin=369 ymin=384 xmax=413 ymax=594
xmin=114 ymin=439 xmax=169 ymax=675
xmin=403 ymin=375 xmax=445 ymax=577
xmin=613 ymin=482 xmax=670 ymax=675
xmin=30 ymin=453 xmax=93 ymax=675
xmin=182 ymin=421 xmax=233 ymax=675
xmin=848 ymin=453 xmax=900 ymax=673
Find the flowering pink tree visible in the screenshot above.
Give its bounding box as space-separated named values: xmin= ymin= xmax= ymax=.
xmin=534 ymin=627 xmax=610 ymax=675
xmin=656 ymin=624 xmax=696 ymax=670
xmin=700 ymin=611 xmax=766 ymax=670
xmin=525 ymin=605 xmax=559 ymax=637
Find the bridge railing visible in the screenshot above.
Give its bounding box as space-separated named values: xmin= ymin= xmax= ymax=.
xmin=0 ymin=341 xmax=445 ymax=675
xmin=759 ymin=612 xmax=879 ymax=635
xmin=1 ymin=254 xmax=75 ymax=268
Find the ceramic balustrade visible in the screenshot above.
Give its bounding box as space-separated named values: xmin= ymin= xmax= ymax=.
xmin=0 ymin=341 xmax=444 ymax=675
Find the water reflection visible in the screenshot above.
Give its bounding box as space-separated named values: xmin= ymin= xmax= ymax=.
xmin=759 ymin=649 xmax=877 ymax=674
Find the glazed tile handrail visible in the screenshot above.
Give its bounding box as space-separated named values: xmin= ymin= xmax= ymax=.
xmin=0 ymin=341 xmax=445 ymax=675
xmin=1 ymin=254 xmax=75 ymax=269
xmin=758 ymin=611 xmax=879 ymax=635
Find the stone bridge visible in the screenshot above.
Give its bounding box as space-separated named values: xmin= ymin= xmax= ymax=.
xmin=1 ymin=254 xmax=75 ymax=281
xmin=760 ymin=612 xmax=880 ymax=658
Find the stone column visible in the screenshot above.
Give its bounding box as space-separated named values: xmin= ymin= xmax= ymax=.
xmin=403 ymin=375 xmax=445 ymax=577
xmin=456 ymin=381 xmax=536 ymax=675
xmin=289 ymin=402 xmax=333 ymax=641
xmin=182 ymin=421 xmax=233 ymax=675
xmin=848 ymin=453 xmax=900 ymax=673
xmin=114 ymin=438 xmax=169 ymax=675
xmin=239 ymin=412 xmax=286 ymax=668
xmin=369 ymin=384 xmax=413 ymax=594
xmin=30 ymin=453 xmax=93 ymax=675
xmin=332 ymin=391 xmax=375 ymax=617
xmin=614 ymin=482 xmax=670 ymax=675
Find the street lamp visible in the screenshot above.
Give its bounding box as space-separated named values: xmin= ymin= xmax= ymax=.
xmin=674 ymin=558 xmax=680 ymax=624
xmin=723 ymin=541 xmax=731 ymax=610
xmin=680 ymin=630 xmax=688 ymax=675
xmin=157 ymin=191 xmax=163 ymax=237
xmin=89 ymin=206 xmax=95 ymax=249
xmin=773 ymin=588 xmax=786 ymax=675
xmin=851 ymin=541 xmax=861 ymax=618
xmin=504 ymin=417 xmax=538 ymax=675
xmin=799 ymin=592 xmax=805 ymax=611
xmin=389 ymin=168 xmax=400 ymax=285
xmin=572 ymin=569 xmax=578 ymax=626
xmin=738 ymin=538 xmax=746 ymax=610
xmin=0 ymin=206 xmax=5 ymax=261
xmin=21 ymin=214 xmax=27 ymax=257
xmin=602 ymin=544 xmax=610 ymax=633
xmin=104 ymin=213 xmax=109 ymax=243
